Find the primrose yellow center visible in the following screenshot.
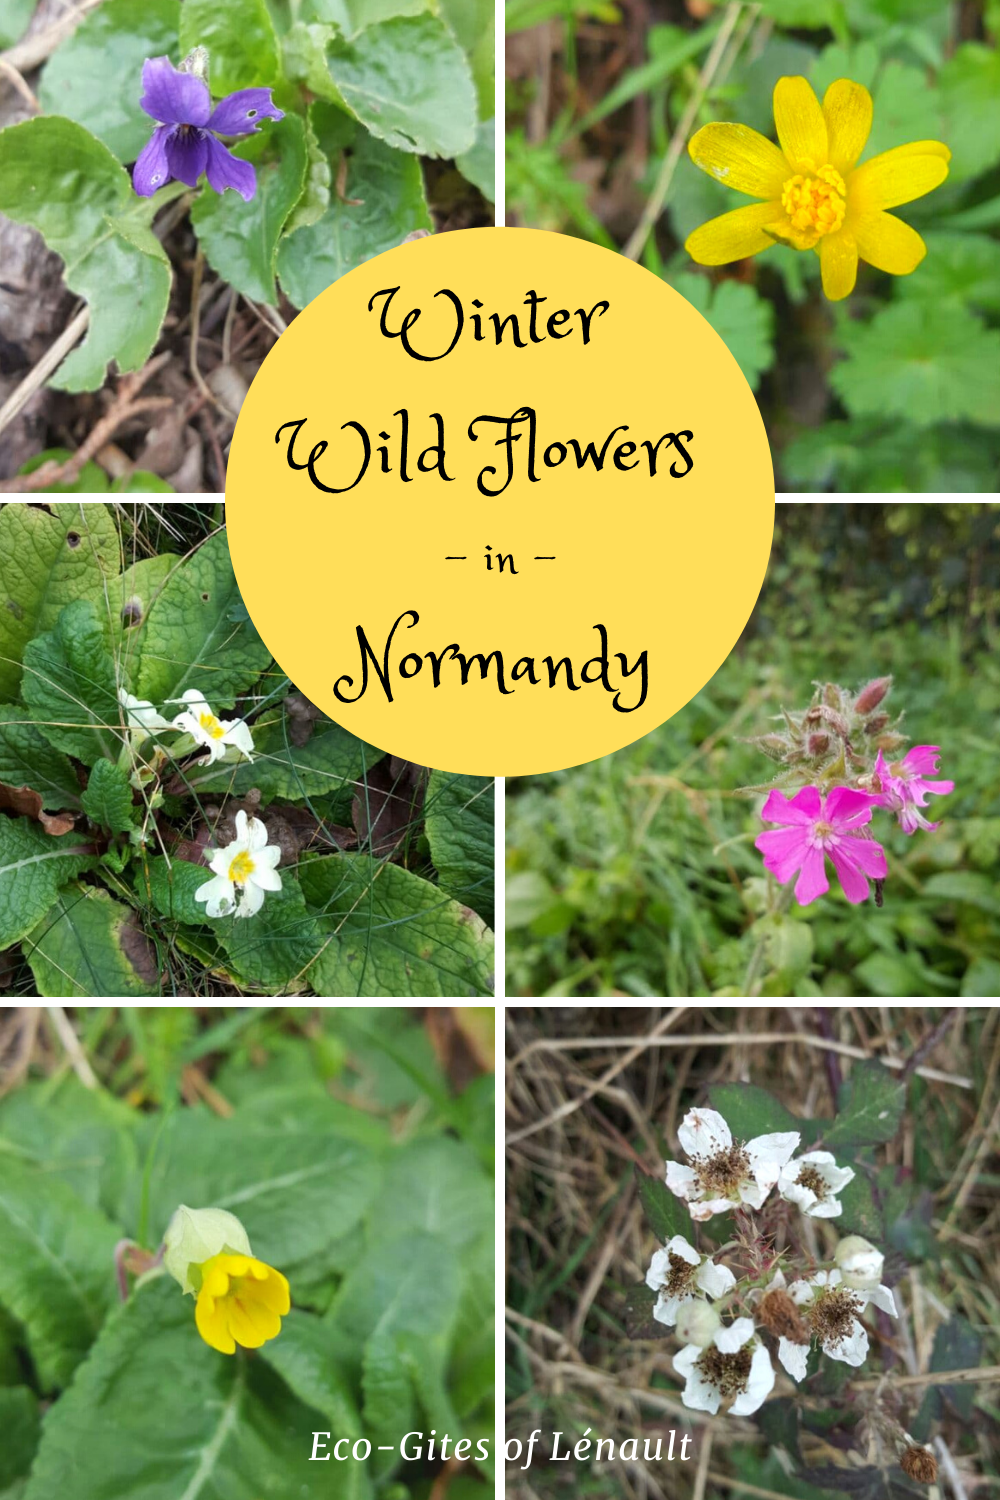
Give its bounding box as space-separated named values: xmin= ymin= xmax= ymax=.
xmin=199 ymin=712 xmax=226 ymax=740
xmin=781 ymin=165 xmax=846 ymax=240
xmin=228 ymin=850 xmax=256 ymax=884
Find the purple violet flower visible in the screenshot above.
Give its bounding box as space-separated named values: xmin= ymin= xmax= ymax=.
xmin=133 ymin=56 xmax=284 ymax=203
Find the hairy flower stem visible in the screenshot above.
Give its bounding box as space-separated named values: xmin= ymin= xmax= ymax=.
xmin=742 ymin=876 xmax=795 ymax=996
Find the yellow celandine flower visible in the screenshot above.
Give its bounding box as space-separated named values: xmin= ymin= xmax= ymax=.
xmin=685 ymin=76 xmax=951 ymax=300
xmin=194 ymin=1251 xmax=291 ymax=1356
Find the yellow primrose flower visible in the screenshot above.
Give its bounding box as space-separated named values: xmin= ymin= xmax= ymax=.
xmin=163 ymin=1203 xmax=290 ymax=1354
xmin=195 ymin=1252 xmax=291 ymax=1355
xmin=685 ymin=76 xmax=950 ymax=300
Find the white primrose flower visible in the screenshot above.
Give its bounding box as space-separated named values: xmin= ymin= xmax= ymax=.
xmin=195 ymin=810 xmax=281 ymax=919
xmin=834 ymin=1235 xmax=884 ymax=1291
xmin=778 ymin=1150 xmax=855 ymax=1218
xmin=119 ymin=688 xmax=174 ymax=735
xmin=645 ymin=1235 xmax=736 ymax=1328
xmin=779 ymin=1268 xmax=897 ymax=1378
xmin=169 ymin=689 xmax=255 ymax=764
xmin=665 ymin=1108 xmax=800 ymax=1222
xmin=674 ymin=1316 xmax=775 ymax=1416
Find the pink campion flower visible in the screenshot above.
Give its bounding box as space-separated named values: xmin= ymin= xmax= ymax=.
xmin=755 ymin=786 xmax=887 ymax=906
xmin=873 ymin=746 xmax=954 ymax=834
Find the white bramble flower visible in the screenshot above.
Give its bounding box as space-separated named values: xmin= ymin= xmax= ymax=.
xmin=834 ymin=1235 xmax=885 ymax=1290
xmin=119 ymin=688 xmax=174 ymax=735
xmin=169 ymin=689 xmax=255 ymax=764
xmin=646 ymin=1235 xmax=736 ymax=1328
xmin=665 ymin=1108 xmax=800 ymax=1222
xmin=195 ymin=810 xmax=281 ymax=919
xmin=778 ymin=1150 xmax=855 ymax=1218
xmin=674 ymin=1316 xmax=775 ymax=1416
xmin=778 ymin=1268 xmax=897 ymax=1379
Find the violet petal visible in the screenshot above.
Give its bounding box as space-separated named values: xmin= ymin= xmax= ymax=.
xmin=166 ymin=128 xmax=209 ymax=187
xmin=204 ymin=135 xmax=257 ymax=200
xmin=133 ymin=125 xmax=173 ymax=197
xmin=208 ymin=88 xmax=284 ymax=136
xmin=140 ymin=56 xmax=212 ymax=127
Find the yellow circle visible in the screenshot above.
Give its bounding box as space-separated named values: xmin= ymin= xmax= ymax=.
xmin=226 ymin=228 xmax=773 ymax=775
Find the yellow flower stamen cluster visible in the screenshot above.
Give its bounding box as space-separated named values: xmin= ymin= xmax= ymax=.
xmin=198 ymin=711 xmax=226 ymax=740
xmin=195 ymin=1251 xmax=290 ymax=1355
xmin=227 ymin=849 xmax=256 ymax=884
xmin=781 ymin=165 xmax=846 ymax=244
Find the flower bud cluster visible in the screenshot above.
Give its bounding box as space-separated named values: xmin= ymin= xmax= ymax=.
xmin=639 ymin=1107 xmax=920 ymax=1474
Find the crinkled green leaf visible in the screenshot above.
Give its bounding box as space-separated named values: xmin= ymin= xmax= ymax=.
xmin=123 ymin=1110 xmax=382 ymax=1267
xmin=282 ymin=21 xmax=344 ymax=103
xmin=0 ymin=119 xmax=172 ymax=392
xmin=143 ymin=854 xmax=211 ymax=925
xmin=330 ymin=1230 xmax=461 ymax=1451
xmin=825 ymin=1060 xmax=906 ymax=1150
xmin=301 ymin=854 xmax=493 ymax=997
xmin=81 ymin=758 xmax=135 ymax=834
xmin=0 ymin=818 xmax=96 ymax=950
xmin=671 ymin=273 xmax=775 ymax=391
xmin=135 ymin=529 xmax=271 ymax=708
xmin=192 ymin=114 xmax=308 ymax=304
xmin=219 ymin=877 xmax=325 ymax=992
xmin=111 ymin=553 xmax=179 ymax=688
xmin=425 ymin=771 xmax=494 ymax=927
xmin=328 ymin=15 xmax=477 ymax=157
xmin=24 ymin=886 xmax=158 ymax=998
xmin=831 ymin=303 xmax=1000 ymax=429
xmin=259 ymin=1310 xmax=371 ymax=1486
xmin=278 ymin=125 xmax=431 ymax=306
xmin=0 ymin=1077 xmax=139 ymax=1217
xmin=0 ymin=1159 xmax=121 ymax=1392
xmin=0 ymin=502 xmax=119 ymax=703
xmin=0 ymin=707 xmax=82 ymax=810
xmin=283 ymin=106 xmax=333 ymax=236
xmin=939 ymin=43 xmax=1000 ymax=184
xmin=457 ymin=117 xmax=495 ymax=200
xmin=366 ymin=1136 xmax=492 ymax=1248
xmin=22 ymin=599 xmax=122 ymax=765
xmin=39 ymin=0 xmax=182 ymax=164
xmin=184 ymin=705 xmax=378 ymax=803
xmin=0 ymin=1388 xmax=39 ymax=1489
xmin=179 ymin=0 xmax=281 ymax=93
xmin=22 ymin=1277 xmax=328 ymax=1500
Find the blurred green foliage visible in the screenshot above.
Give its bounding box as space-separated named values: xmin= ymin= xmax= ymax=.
xmin=506 ymin=0 xmax=1000 ymax=491
xmin=0 ymin=1006 xmax=494 ymax=1500
xmin=506 ymin=503 xmax=1000 ymax=997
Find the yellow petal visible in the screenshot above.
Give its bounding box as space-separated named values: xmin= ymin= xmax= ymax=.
xmin=822 ymin=79 xmax=873 ymax=173
xmin=688 ymin=123 xmax=789 ymax=200
xmin=849 ymin=142 xmax=950 ymax=211
xmin=685 ymin=200 xmax=784 ymax=265
xmin=773 ymin=76 xmax=827 ymax=172
xmin=195 ymin=1292 xmax=236 ymax=1355
xmin=245 ymin=1266 xmax=291 ymax=1317
xmin=853 ymin=210 xmax=927 ymax=275
xmin=820 ymin=229 xmax=858 ymax=300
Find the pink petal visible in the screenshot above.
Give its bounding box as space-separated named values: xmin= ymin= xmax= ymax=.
xmin=760 ymin=785 xmax=822 ymax=826
xmin=835 ymin=833 xmax=887 ymax=877
xmin=793 ymin=845 xmax=829 ymax=906
xmin=755 ymin=826 xmax=809 ymax=882
xmin=828 ymin=843 xmax=874 ymax=903
xmin=824 ymin=786 xmax=878 ymax=828
xmin=902 ymin=745 xmax=943 ymax=776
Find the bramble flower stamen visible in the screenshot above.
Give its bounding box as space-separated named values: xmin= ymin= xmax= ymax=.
xmin=778 ymin=1150 xmax=855 ymax=1218
xmin=665 ymin=1107 xmax=800 ymax=1222
xmin=674 ymin=1317 xmax=775 ymax=1415
xmin=646 ymin=1234 xmax=736 ymax=1326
